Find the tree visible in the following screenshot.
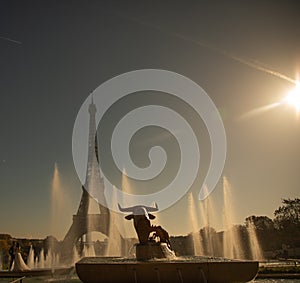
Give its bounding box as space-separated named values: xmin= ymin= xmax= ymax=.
xmin=245 ymin=216 xmax=274 ymax=231
xmin=0 ymin=237 xmax=11 ymax=268
xmin=245 ymin=215 xmax=278 ymax=251
xmin=274 ymin=198 xmax=300 ymax=248
xmin=274 ymin=198 xmax=300 ymax=230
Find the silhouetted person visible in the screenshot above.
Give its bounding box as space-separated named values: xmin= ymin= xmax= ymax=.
xmin=8 ymin=241 xmax=16 ymax=270
xmin=11 ymin=242 xmax=30 ymax=271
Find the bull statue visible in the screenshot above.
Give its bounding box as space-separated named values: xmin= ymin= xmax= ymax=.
xmin=118 ymin=203 xmax=159 ymax=244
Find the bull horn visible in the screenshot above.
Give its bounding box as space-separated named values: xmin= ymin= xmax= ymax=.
xmin=144 ymin=202 xmax=159 ymax=212
xmin=118 ymin=204 xmax=134 ymax=212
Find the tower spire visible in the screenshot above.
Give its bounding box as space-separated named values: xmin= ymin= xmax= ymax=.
xmin=84 ymin=94 xmax=107 ymax=212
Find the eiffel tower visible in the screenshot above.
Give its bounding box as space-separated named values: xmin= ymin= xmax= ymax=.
xmin=60 ymin=97 xmax=113 ymax=262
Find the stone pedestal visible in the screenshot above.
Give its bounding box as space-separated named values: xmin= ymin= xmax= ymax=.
xmin=136 ymin=242 xmax=175 ymax=260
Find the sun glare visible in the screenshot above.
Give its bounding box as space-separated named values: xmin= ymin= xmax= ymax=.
xmin=284 ymin=83 xmax=300 ymax=112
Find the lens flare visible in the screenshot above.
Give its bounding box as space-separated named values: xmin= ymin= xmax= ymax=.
xmin=284 ymin=83 xmax=300 ymax=112
xmin=239 ymin=102 xmax=281 ymax=120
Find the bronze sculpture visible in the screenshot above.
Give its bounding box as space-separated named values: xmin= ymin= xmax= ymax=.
xmin=118 ymin=204 xmax=172 ymax=250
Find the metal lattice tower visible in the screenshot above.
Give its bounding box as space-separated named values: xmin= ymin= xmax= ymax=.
xmin=60 ymin=97 xmax=111 ymax=262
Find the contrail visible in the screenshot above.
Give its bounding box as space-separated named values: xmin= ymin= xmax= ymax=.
xmin=111 ymin=11 xmax=297 ymax=85
xmin=0 ymin=36 xmax=22 ymax=45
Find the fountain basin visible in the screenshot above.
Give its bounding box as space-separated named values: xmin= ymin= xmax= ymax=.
xmin=76 ymin=257 xmax=259 ymax=283
xmin=0 ymin=267 xmax=74 ymax=278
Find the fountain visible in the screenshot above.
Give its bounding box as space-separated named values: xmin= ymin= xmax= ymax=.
xmin=37 ymin=248 xmax=45 ymax=269
xmin=73 ymin=246 xmax=81 ymax=264
xmin=0 ymin=166 xmax=75 ymax=279
xmin=51 ymin=163 xmax=65 ymax=239
xmin=247 ymin=219 xmax=264 ymax=260
xmin=75 ymin=202 xmax=259 ymax=283
xmin=82 ymin=242 xmax=96 ymax=257
xmin=27 ymin=245 xmax=35 ymax=269
xmin=188 ymin=193 xmax=204 ymax=256
xmin=222 ymin=177 xmax=245 ymax=259
xmin=105 ymin=184 xmax=123 ymax=257
xmin=198 ymin=193 xmax=216 ymax=256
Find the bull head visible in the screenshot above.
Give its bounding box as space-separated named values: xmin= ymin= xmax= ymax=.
xmin=118 ymin=203 xmax=159 ymax=244
xmin=118 ymin=203 xmax=158 ymax=218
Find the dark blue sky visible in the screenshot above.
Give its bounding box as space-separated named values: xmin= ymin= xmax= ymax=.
xmin=0 ymin=0 xmax=299 ymax=239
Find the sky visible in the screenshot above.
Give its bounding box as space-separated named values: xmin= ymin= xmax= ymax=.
xmin=0 ymin=0 xmax=299 ymax=240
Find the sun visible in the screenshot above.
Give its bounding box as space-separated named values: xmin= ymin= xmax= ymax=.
xmin=284 ymin=83 xmax=300 ymax=112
